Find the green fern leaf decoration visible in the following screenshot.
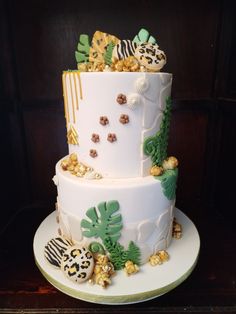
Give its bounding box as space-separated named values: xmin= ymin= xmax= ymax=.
xmin=75 ymin=34 xmax=90 ymax=64
xmin=103 ymin=237 xmax=141 ymax=270
xmin=81 ymin=201 xmax=122 ymax=242
xmin=143 ymin=97 xmax=172 ymax=166
xmin=104 ymin=42 xmax=115 ymax=65
xmin=125 ymin=241 xmax=141 ymax=265
xmin=103 ymin=237 xmax=125 ymax=270
xmin=155 ymin=169 xmax=178 ymax=200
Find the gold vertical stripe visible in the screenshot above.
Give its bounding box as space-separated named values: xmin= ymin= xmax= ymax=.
xmin=73 ymin=72 xmax=79 ymax=110
xmin=62 ymin=73 xmax=69 ymax=127
xmin=77 ymin=72 xmax=83 ymax=100
xmin=69 ymin=73 xmax=76 ymax=124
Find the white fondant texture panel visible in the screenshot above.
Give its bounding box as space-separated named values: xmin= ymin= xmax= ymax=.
xmin=63 ymin=72 xmax=172 ymax=178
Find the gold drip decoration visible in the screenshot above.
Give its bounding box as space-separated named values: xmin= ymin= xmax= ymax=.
xmin=73 ymin=72 xmax=79 ymax=110
xmin=77 ymin=72 xmax=83 ymax=99
xmin=67 ymin=125 xmax=79 ymax=145
xmin=62 ymin=73 xmax=70 ymax=127
xmin=69 ymin=73 xmax=76 ymax=124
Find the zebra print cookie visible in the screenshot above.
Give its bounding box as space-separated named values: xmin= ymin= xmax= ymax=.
xmin=112 ymin=40 xmax=138 ymax=61
xmin=44 ymin=236 xmax=73 ymax=268
xmin=61 ymin=245 xmax=94 ymax=283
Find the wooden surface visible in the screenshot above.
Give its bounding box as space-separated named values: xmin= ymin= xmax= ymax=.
xmin=0 ymin=0 xmax=236 ymax=312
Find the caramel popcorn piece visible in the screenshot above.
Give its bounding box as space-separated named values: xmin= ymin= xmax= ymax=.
xmin=95 ymin=254 xmax=109 ymax=266
xmin=162 ymin=156 xmax=179 ymax=170
xmin=149 ymin=254 xmax=162 ymax=266
xmin=94 ymin=272 xmax=111 ymax=288
xmin=150 ymin=165 xmax=164 ymax=176
xmin=116 ymin=93 xmax=127 ymax=105
xmin=123 ymin=56 xmax=140 ymax=72
xmin=149 ymin=250 xmax=169 ymax=266
xmin=158 ymin=250 xmax=169 ymax=262
xmin=107 ymin=133 xmax=117 ymax=143
xmin=69 ymin=153 xmax=78 ymax=162
xmin=119 ymin=114 xmax=129 ymax=124
xmin=172 ymin=218 xmax=182 ymax=239
xmin=124 ymin=260 xmax=139 ymax=276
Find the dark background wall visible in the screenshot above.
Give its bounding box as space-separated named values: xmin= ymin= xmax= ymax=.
xmin=0 ymin=0 xmax=236 ymax=231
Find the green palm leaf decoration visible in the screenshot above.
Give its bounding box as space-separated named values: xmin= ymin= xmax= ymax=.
xmin=143 ymin=97 xmax=172 ymax=166
xmin=75 ymin=34 xmax=90 ymax=64
xmin=104 ymin=42 xmax=115 ymax=65
xmin=156 ymin=169 xmax=178 ymax=200
xmin=81 ymin=201 xmax=122 ymax=243
xmin=133 ymin=28 xmax=156 ymax=44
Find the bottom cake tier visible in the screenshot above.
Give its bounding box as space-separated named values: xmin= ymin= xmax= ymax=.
xmin=53 ymin=158 xmax=175 ymax=264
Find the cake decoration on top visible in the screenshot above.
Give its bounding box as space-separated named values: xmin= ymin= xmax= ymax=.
xmin=75 ymin=28 xmax=166 ymax=72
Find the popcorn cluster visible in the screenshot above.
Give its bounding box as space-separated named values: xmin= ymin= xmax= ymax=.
xmin=149 ymin=250 xmax=169 ymax=266
xmin=61 ymin=153 xmax=102 ymax=179
xmin=89 ymin=254 xmax=115 ymax=288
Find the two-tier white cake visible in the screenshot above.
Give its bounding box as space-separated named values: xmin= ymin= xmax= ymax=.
xmin=45 ymin=29 xmax=180 ymax=286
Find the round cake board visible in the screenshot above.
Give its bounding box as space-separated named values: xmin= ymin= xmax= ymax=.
xmin=33 ymin=208 xmax=200 ymax=305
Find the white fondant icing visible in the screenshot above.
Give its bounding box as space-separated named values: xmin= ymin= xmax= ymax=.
xmin=63 ymin=72 xmax=172 ymax=178
xmin=134 ymin=75 xmax=150 ymax=94
xmin=67 ymin=215 xmax=83 ymax=242
xmin=52 ymin=175 xmax=59 ymax=186
xmin=154 ymin=239 xmax=167 ymax=253
xmin=156 ymin=210 xmax=169 ymax=232
xmin=137 ymin=220 xmax=156 ymax=242
xmin=126 ymin=93 xmax=143 ymax=110
xmin=137 ymin=243 xmax=152 ymax=265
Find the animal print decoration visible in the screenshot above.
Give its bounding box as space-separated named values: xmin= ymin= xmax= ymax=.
xmin=74 ymin=28 xmax=167 ymax=72
xmin=112 ymin=40 xmax=138 ymax=61
xmin=44 ymin=236 xmax=73 ymax=268
xmin=61 ymin=245 xmax=94 ymax=283
xmin=134 ymin=43 xmax=166 ymax=72
xmin=89 ymin=31 xmax=120 ymax=64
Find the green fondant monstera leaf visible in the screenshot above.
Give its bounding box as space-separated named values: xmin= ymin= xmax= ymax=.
xmin=81 ymin=200 xmax=122 ymax=243
xmin=143 ymin=97 xmax=172 ymax=166
xmin=156 ymin=169 xmax=178 ymax=200
xmin=133 ymin=28 xmax=156 ymax=44
xmin=75 ymin=34 xmax=90 ymax=64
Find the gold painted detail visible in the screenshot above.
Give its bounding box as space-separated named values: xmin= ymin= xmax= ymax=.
xmin=67 ymin=125 xmax=79 ymax=145
xmin=61 ymin=153 xmax=102 ymax=180
xmin=62 ymin=71 xmax=84 ymax=130
xmin=62 ymin=73 xmax=70 ymax=127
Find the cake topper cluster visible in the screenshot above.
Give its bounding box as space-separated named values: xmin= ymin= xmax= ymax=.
xmin=75 ymin=28 xmax=167 ymax=72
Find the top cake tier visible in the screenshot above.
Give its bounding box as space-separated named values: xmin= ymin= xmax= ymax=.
xmin=62 ymin=71 xmax=172 ymax=178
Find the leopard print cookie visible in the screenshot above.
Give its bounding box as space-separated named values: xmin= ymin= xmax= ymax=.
xmin=61 ymin=245 xmax=94 ymax=283
xmin=134 ymin=43 xmax=166 ymax=72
